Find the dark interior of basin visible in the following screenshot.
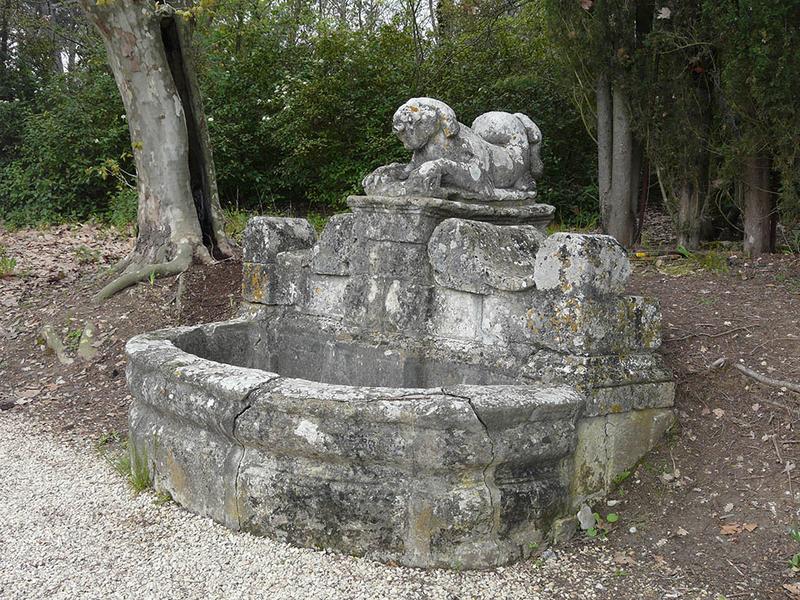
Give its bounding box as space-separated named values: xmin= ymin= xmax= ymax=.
xmin=173 ymin=320 xmax=519 ymax=388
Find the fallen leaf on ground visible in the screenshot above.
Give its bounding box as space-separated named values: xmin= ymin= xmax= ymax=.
xmin=613 ymin=552 xmax=636 ymax=566
xmin=720 ymin=523 xmax=758 ymax=535
xmin=784 ymin=583 xmax=800 ymax=597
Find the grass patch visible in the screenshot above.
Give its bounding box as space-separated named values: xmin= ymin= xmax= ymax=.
xmin=0 ymin=245 xmax=17 ymax=277
xmin=223 ymin=207 xmax=252 ymax=243
xmin=658 ymin=247 xmax=730 ymax=276
xmin=306 ymin=211 xmax=331 ymax=232
xmin=112 ymin=440 xmax=152 ymax=493
xmin=547 ymin=214 xmax=599 ymax=235
xmin=154 ymin=490 xmax=174 ymax=506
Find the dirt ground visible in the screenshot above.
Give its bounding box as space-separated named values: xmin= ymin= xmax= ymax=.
xmin=1 ymin=220 xmax=799 ymax=599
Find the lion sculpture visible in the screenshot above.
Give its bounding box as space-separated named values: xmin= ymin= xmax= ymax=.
xmin=363 ymin=97 xmax=543 ymax=203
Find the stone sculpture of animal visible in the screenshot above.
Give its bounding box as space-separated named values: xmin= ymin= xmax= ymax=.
xmin=363 ymin=97 xmax=543 ymax=202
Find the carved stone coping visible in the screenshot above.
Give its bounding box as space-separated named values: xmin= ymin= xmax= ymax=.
xmin=347 ymin=195 xmax=555 ymax=229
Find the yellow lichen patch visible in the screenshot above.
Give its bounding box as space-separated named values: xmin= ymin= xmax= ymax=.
xmin=243 ymin=264 xmax=265 ymax=302
xmin=410 ymin=105 xmax=419 ymax=112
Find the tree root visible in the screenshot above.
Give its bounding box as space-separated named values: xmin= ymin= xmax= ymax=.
xmin=93 ymin=241 xmax=193 ymax=303
xmin=710 ymin=357 xmax=800 ymax=395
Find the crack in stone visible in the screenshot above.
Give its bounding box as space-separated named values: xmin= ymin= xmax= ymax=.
xmin=603 ymin=413 xmax=611 ymax=490
xmin=230 ymin=379 xmax=276 ymax=529
xmin=447 ymin=390 xmax=501 ymax=537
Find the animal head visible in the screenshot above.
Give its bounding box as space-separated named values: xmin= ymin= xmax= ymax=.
xmin=392 ymin=98 xmax=460 ymax=150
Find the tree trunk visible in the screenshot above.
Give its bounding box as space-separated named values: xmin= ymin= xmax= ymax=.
xmin=676 ymin=179 xmax=702 ymax=249
xmin=0 ymin=0 xmax=9 ymax=99
xmin=597 ymin=74 xmax=613 ymax=227
xmin=80 ymin=0 xmax=233 ymax=301
xmin=742 ymin=155 xmax=775 ymax=256
xmin=601 ymin=83 xmax=637 ymax=247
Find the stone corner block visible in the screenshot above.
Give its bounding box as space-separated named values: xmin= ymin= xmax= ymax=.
xmin=242 ymin=250 xmax=310 ymax=305
xmin=311 ymin=213 xmax=356 ymax=276
xmin=243 ymin=216 xmax=316 ymax=264
xmin=570 ymin=408 xmax=675 ymax=502
xmin=526 ymin=293 xmax=662 ymax=355
xmin=533 ymin=232 xmax=630 ymax=296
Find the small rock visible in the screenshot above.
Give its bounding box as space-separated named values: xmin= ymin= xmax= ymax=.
xmin=577 ymin=504 xmax=595 ymax=530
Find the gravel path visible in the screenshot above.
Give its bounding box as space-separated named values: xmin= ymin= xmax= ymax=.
xmin=0 ymin=413 xmax=705 ymax=599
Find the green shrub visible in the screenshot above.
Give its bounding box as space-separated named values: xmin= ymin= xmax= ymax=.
xmin=105 ymin=187 xmax=138 ymax=229
xmin=0 ymin=47 xmax=131 ymax=228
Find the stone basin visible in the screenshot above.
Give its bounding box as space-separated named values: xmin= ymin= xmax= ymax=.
xmin=126 ymin=194 xmax=675 ymax=570
xmin=126 ymin=319 xmax=585 ymax=569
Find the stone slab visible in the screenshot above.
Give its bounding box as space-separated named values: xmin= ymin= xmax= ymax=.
xmin=243 ymin=217 xmax=316 ymax=264
xmin=533 ymin=233 xmax=630 ymax=296
xmin=571 ymin=408 xmax=675 ymax=503
xmin=311 ymin=213 xmax=356 ymax=276
xmin=428 ymin=219 xmax=543 ymax=294
xmin=348 ymin=195 xmax=555 ymax=232
xmin=526 ymin=293 xmax=662 ymax=355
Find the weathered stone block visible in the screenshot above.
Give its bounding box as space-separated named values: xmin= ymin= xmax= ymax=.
xmin=341 ymin=275 xmax=385 ymax=330
xmin=350 ymin=240 xmax=431 ymax=280
xmin=242 ymin=250 xmax=310 ymax=305
xmin=311 ymin=213 xmax=356 ymax=275
xmin=129 ymin=403 xmax=242 ymax=530
xmin=304 ymin=273 xmax=349 ymax=319
xmin=428 ymin=219 xmax=543 ymax=294
xmin=480 ymin=291 xmax=534 ymax=346
xmin=588 ymin=380 xmax=676 ymax=418
xmin=383 ymin=279 xmax=434 ymax=333
xmin=429 ymin=288 xmax=483 ymax=340
xmin=533 ymin=233 xmax=630 ymax=296
xmin=571 ymin=408 xmax=675 ymax=502
xmin=526 ymin=293 xmax=662 ymax=355
xmin=350 ymin=204 xmax=440 ymax=244
xmin=243 ymin=216 xmax=316 ymax=264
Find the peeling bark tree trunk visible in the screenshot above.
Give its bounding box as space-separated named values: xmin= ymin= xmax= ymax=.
xmin=676 ymin=178 xmax=703 ymax=249
xmin=80 ymin=0 xmax=233 ymax=301
xmin=597 ymin=75 xmax=638 ymax=247
xmin=742 ymin=155 xmax=775 ymax=256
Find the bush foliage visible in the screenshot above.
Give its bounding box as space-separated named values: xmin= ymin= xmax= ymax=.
xmin=0 ymin=1 xmax=595 ymax=228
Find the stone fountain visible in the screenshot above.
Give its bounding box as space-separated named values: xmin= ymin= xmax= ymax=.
xmin=126 ymin=98 xmax=674 ymax=569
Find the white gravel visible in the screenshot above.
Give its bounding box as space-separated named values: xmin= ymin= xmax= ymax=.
xmin=0 ymin=412 xmax=702 ymax=599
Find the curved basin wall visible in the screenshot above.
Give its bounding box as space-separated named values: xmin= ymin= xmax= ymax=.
xmin=126 ymin=320 xmax=585 ymax=569
xmin=172 ymin=318 xmax=519 ymax=388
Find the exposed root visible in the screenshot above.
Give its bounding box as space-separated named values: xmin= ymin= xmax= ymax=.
xmin=93 ymin=241 xmax=193 ymax=303
xmin=194 ymin=244 xmax=215 ymax=265
xmin=105 ymin=255 xmax=132 ymax=277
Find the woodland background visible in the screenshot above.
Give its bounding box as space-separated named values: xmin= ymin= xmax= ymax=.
xmin=1 ymin=0 xmax=798 ymax=252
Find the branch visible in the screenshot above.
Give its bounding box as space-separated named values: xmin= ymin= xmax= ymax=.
xmin=709 ymin=357 xmax=800 ymax=395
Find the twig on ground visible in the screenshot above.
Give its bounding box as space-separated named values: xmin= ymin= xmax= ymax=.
xmin=772 ymin=435 xmax=783 ymax=463
xmin=748 ymin=336 xmax=799 ymax=355
xmin=709 ymin=357 xmax=800 ymax=395
xmin=667 ymin=325 xmax=759 ymax=343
